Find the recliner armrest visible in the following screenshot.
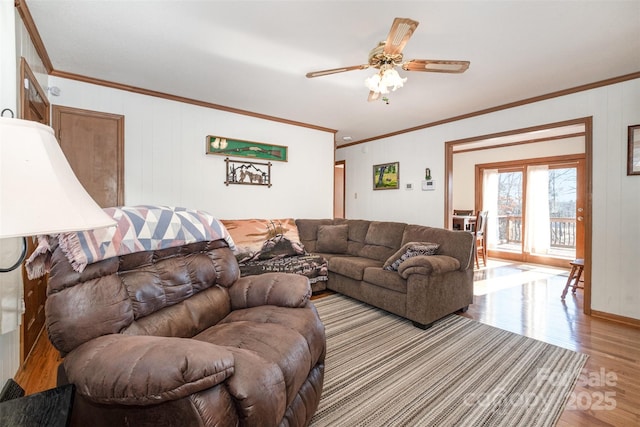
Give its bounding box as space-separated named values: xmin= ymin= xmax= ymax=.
xmin=63 ymin=334 xmax=234 ymax=405
xmin=229 ymin=272 xmax=311 ymax=310
xmin=397 ymin=255 xmax=461 ymax=279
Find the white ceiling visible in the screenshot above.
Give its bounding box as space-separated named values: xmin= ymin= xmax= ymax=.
xmin=26 ymin=1 xmax=640 ymax=145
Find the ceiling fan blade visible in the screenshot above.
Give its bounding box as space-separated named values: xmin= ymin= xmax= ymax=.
xmin=402 ymin=59 xmax=470 ymax=73
xmin=383 ymin=18 xmax=419 ymax=56
xmin=306 ymin=64 xmax=369 ymax=78
xmin=368 ymin=91 xmax=380 ymax=102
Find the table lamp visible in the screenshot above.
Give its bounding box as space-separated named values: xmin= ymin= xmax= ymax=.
xmin=0 ymin=117 xmax=116 ymax=271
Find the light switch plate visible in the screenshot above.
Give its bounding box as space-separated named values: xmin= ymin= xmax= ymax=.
xmin=421 ymin=180 xmax=435 ymax=191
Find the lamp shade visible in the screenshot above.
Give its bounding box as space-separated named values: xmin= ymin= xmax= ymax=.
xmin=0 ymin=117 xmax=116 ymax=238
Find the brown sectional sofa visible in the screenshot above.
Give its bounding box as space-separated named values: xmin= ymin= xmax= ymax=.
xmin=295 ymin=219 xmax=475 ymax=328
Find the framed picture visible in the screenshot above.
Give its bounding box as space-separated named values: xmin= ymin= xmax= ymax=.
xmin=224 ymin=158 xmax=272 ymax=187
xmin=373 ymin=162 xmax=399 ymax=190
xmin=628 ymin=124 xmax=640 ymax=176
xmin=206 ymin=135 xmax=287 ymax=162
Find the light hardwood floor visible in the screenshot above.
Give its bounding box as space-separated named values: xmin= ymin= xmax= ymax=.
xmin=13 ymin=259 xmax=640 ymax=426
xmin=461 ymin=260 xmax=640 ymax=427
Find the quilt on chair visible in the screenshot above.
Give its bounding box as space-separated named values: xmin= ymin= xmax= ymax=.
xmin=26 ymin=205 xmax=235 ymax=279
xmin=221 ymin=218 xmax=328 ymax=285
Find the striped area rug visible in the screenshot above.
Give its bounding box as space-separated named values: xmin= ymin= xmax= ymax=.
xmin=310 ymin=294 xmax=588 ymax=427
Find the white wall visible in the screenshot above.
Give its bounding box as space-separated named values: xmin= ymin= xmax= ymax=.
xmin=338 ymin=137 xmax=447 ymax=226
xmin=337 ymin=78 xmax=640 ymax=320
xmin=47 ymin=76 xmax=335 ymax=220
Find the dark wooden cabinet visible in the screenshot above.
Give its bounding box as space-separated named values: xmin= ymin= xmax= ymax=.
xmin=0 ymin=383 xmax=74 ymax=427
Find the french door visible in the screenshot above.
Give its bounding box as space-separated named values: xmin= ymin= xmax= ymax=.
xmin=478 ymin=155 xmax=585 ymax=268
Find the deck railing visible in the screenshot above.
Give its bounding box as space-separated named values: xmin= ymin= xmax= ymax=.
xmin=496 ymin=215 xmax=576 ymax=248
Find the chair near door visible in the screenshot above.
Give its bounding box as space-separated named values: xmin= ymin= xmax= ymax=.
xmin=474 ymin=211 xmax=488 ymax=269
xmin=561 ymin=258 xmax=584 ymax=299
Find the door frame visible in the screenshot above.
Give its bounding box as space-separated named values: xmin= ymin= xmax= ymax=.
xmin=445 ymin=117 xmax=593 ymax=315
xmin=334 ymin=160 xmax=346 ymax=219
xmin=19 ymin=57 xmax=49 ymax=123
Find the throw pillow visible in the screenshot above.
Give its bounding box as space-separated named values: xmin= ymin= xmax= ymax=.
xmin=383 ymin=242 xmax=440 ymax=271
xmin=316 ymin=224 xmax=349 ymax=254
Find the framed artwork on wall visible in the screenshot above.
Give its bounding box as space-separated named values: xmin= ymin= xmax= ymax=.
xmin=206 ymin=135 xmax=288 ymax=162
xmin=224 ymin=158 xmax=272 ymax=187
xmin=628 ymin=124 xmax=640 ymax=176
xmin=372 ymin=161 xmax=399 ymax=190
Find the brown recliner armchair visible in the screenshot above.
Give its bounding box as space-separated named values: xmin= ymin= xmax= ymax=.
xmin=44 ymin=238 xmax=325 ymax=427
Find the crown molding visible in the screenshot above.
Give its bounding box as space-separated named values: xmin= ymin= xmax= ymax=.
xmin=15 ymin=0 xmax=53 ymax=73
xmin=338 ymin=71 xmax=640 ymax=148
xmin=49 ymin=69 xmax=337 ymax=134
xmin=16 ymin=0 xmax=336 ymax=135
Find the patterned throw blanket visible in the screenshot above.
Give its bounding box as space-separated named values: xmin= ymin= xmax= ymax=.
xmin=26 ymin=206 xmax=235 ymax=279
xmin=219 ymin=218 xmax=328 ymax=285
xmin=239 ymin=255 xmax=328 ymax=285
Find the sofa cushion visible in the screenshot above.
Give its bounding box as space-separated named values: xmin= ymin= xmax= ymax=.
xmin=295 ymin=219 xmax=338 ymax=253
xmin=328 ymin=256 xmax=383 ymax=281
xmin=359 ymin=221 xmax=406 ymax=261
xmin=383 ymin=242 xmax=440 ymax=271
xmin=344 ymin=219 xmax=371 ymax=256
xmin=362 ymin=267 xmax=408 ymax=293
xmin=316 ymin=224 xmax=348 ymax=253
xmin=199 ymin=303 xmax=325 ymax=411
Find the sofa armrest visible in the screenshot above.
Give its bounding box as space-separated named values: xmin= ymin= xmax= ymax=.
xmin=63 ymin=334 xmax=234 ymax=405
xmin=397 ymin=255 xmax=461 ymax=279
xmin=229 ymin=272 xmax=311 ymax=310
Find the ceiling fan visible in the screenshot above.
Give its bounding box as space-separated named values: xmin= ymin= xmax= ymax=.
xmin=306 ymin=17 xmax=470 ymax=102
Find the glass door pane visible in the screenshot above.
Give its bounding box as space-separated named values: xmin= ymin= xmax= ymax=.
xmin=547 ymin=167 xmax=577 ymax=259
xmin=496 ymin=170 xmax=523 ymax=254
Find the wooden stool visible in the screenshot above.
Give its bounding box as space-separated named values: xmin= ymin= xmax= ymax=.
xmin=561 ymin=258 xmax=584 ymax=299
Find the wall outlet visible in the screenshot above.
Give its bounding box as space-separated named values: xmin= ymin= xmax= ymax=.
xmin=405 ymin=183 xmax=413 ymax=190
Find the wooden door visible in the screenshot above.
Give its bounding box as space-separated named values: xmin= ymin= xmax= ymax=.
xmin=19 ymin=58 xmax=50 ymax=362
xmin=51 ymin=106 xmax=124 ymax=208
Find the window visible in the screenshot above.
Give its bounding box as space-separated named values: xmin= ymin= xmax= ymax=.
xmin=480 ymin=158 xmax=582 ymax=262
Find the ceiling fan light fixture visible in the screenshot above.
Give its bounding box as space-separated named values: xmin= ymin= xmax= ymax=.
xmin=365 ymin=68 xmax=406 ymax=95
xmin=381 ymin=68 xmax=406 ymax=91
xmin=365 ymin=72 xmax=384 ymax=93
